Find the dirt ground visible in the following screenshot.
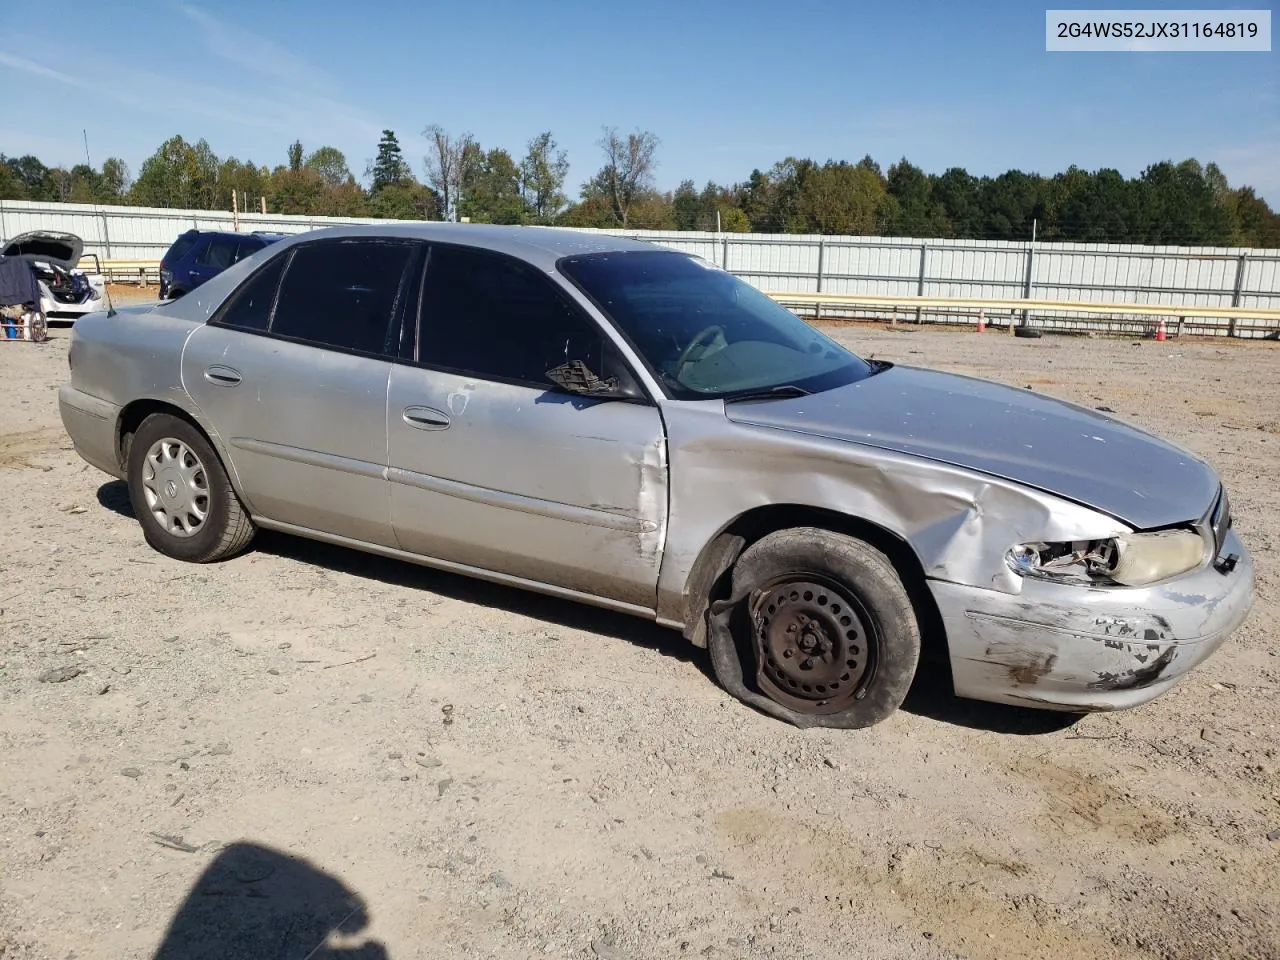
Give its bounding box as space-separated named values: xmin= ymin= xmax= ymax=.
xmin=1 ymin=314 xmax=1277 ymax=960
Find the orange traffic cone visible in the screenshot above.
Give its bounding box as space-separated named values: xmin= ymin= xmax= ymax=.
xmin=1155 ymin=319 xmax=1167 ymax=342
xmin=977 ymin=310 xmax=986 ymax=333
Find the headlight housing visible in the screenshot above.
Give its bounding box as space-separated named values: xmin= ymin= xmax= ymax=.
xmin=1006 ymin=529 xmax=1207 ymax=587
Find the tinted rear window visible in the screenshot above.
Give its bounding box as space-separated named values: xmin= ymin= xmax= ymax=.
xmin=214 ymin=254 xmax=286 ymax=331
xmin=164 ymin=234 xmax=198 ymax=263
xmin=270 ymin=240 xmax=412 ymax=355
xmin=197 ymin=237 xmax=238 ymax=269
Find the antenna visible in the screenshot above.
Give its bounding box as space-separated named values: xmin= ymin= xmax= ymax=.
xmin=83 ymin=128 xmax=116 ymax=317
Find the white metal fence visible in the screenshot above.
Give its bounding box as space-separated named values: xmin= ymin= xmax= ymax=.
xmin=3 ymin=199 xmax=1278 ymax=338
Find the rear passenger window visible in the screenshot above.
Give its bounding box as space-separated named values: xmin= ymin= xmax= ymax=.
xmin=164 ymin=233 xmax=198 ymax=263
xmin=214 ymin=254 xmax=285 ymax=331
xmin=419 ymin=245 xmax=605 ymax=385
xmin=197 ymin=237 xmax=238 ymax=269
xmin=233 ymin=240 xmax=262 ymax=263
xmin=270 ymin=240 xmax=412 ymax=355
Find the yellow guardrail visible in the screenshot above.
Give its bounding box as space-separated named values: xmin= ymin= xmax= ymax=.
xmin=79 ymin=258 xmax=161 ymax=284
xmin=764 ymin=291 xmax=1280 ymax=322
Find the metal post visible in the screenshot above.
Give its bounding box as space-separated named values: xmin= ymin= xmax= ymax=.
xmin=915 ymin=242 xmax=928 ymax=324
xmin=1021 ymin=240 xmax=1035 ymax=328
xmin=721 ymin=235 xmax=729 ymax=269
xmin=101 ymin=213 xmax=113 ymax=259
xmin=1229 ymin=253 xmax=1247 ymax=338
xmin=815 ymin=237 xmax=825 ymax=321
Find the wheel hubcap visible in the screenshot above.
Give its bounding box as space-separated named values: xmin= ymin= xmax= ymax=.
xmin=749 ymin=578 xmax=874 ymax=715
xmin=140 ymin=438 xmax=209 ymax=538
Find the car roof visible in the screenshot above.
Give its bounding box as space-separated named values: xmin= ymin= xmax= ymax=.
xmin=181 ymin=230 xmax=268 ymax=241
xmin=271 ymin=223 xmax=661 ymax=269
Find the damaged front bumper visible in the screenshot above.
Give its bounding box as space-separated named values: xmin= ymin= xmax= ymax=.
xmin=934 ymin=527 xmax=1254 ymax=712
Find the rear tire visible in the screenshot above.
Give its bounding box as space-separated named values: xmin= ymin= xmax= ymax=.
xmin=709 ymin=528 xmax=921 ymax=729
xmin=126 ymin=413 xmax=255 ymax=562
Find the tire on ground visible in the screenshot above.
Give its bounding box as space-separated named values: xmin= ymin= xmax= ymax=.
xmin=126 ymin=412 xmax=255 ymax=563
xmin=708 ymin=527 xmax=921 ymax=729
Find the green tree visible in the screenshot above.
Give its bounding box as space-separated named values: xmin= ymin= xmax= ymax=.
xmin=67 ymin=164 xmax=101 ymax=202
xmin=460 ymin=148 xmax=526 ymax=224
xmin=798 ymin=161 xmax=887 ymax=235
xmin=1232 ymin=186 xmax=1280 ymax=247
xmin=672 ymin=179 xmax=701 ymax=230
xmin=741 ymin=169 xmax=774 ymax=231
xmin=591 ymin=127 xmax=660 ymax=226
xmin=287 ymin=140 xmax=304 ymax=173
xmin=980 ymin=170 xmax=1046 ymax=240
xmin=0 ymin=158 xmax=27 ymax=200
xmin=519 ymin=131 xmax=570 ymax=224
xmin=932 ymin=168 xmax=983 ymax=238
xmin=885 ymin=159 xmax=950 ymax=237
xmin=4 ymin=155 xmax=49 ymax=198
xmin=367 ymin=181 xmax=440 ymax=220
xmin=369 ymin=129 xmax=411 ymax=191
xmin=129 ymin=136 xmax=193 ymax=207
xmin=1136 ymin=160 xmax=1235 ymax=245
xmin=305 ymin=146 xmax=353 ymax=188
xmin=720 ymin=207 xmax=751 ymax=232
xmin=99 ymin=158 xmax=131 ymax=201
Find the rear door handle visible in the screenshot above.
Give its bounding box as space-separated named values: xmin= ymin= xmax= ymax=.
xmin=402 ymin=406 xmax=451 ymax=430
xmin=204 ymin=365 xmax=242 ymax=386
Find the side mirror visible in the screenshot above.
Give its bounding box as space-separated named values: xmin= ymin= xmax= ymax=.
xmin=545 ymin=359 xmax=621 ymax=397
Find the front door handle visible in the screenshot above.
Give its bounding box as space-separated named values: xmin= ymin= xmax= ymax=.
xmin=204 ymin=365 xmax=242 ymax=386
xmin=402 ymin=406 xmax=451 ymax=430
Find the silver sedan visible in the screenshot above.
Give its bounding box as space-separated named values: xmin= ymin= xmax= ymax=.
xmin=59 ymin=225 xmax=1255 ymax=728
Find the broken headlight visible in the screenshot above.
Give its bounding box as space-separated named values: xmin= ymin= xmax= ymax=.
xmin=1006 ymin=529 xmax=1206 ymax=587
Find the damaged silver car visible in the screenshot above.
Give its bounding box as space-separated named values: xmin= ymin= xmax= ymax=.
xmin=58 ymin=225 xmax=1255 ymax=728
xmin=2 ymin=231 xmax=107 ymax=320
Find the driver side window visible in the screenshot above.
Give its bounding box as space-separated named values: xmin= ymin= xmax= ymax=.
xmin=417 ymin=245 xmax=607 ymax=386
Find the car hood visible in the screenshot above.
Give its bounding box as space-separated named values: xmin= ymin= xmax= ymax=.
xmin=2 ymin=231 xmax=84 ymax=270
xmin=725 ymin=364 xmax=1219 ymax=530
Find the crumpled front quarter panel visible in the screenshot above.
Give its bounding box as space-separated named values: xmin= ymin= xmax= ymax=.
xmin=655 ymin=402 xmax=1129 ymax=625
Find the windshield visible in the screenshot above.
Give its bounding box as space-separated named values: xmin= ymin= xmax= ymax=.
xmin=558 ymin=251 xmax=873 ymax=400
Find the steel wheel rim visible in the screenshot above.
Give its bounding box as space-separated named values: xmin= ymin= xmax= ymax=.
xmin=749 ymin=576 xmax=877 ymax=715
xmin=140 ymin=437 xmax=209 ymax=538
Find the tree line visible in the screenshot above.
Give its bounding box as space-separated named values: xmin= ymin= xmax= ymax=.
xmin=2 ymin=127 xmax=1277 ymax=247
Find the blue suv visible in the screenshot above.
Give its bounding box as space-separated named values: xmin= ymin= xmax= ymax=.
xmin=159 ymin=230 xmax=286 ymax=299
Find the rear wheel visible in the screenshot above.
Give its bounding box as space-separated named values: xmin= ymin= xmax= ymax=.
xmin=126 ymin=413 xmax=255 ymax=562
xmin=709 ymin=527 xmax=921 ymax=729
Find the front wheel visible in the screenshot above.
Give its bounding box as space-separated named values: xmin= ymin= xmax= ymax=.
xmin=708 ymin=528 xmax=921 ymax=729
xmin=126 ymin=413 xmax=255 ymax=562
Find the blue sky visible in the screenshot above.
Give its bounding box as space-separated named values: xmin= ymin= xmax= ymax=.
xmin=1 ymin=0 xmax=1276 ymax=202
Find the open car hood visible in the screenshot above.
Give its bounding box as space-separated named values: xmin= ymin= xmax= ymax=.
xmin=2 ymin=231 xmax=84 ymax=270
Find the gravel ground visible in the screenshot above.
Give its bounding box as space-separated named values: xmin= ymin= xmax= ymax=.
xmin=1 ymin=317 xmax=1278 ymax=960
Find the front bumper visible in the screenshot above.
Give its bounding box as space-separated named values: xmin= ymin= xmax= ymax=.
xmin=932 ymin=528 xmax=1255 ymax=712
xmin=43 ymin=297 xmax=109 ymax=320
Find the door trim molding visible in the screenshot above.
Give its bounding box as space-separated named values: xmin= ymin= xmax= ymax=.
xmin=387 ymin=466 xmax=657 ymax=533
xmin=230 ymin=437 xmax=388 ymax=481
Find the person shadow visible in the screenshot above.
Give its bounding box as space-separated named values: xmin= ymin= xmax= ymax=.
xmin=152 ymin=842 xmax=388 ymax=960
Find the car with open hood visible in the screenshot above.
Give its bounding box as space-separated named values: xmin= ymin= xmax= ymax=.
xmin=2 ymin=230 xmax=107 ymax=320
xmin=57 ymin=225 xmax=1255 ymax=728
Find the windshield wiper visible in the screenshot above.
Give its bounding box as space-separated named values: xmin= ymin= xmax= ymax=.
xmin=722 ymin=384 xmax=812 ymax=404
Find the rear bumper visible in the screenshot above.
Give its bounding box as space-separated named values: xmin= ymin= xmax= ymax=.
xmin=932 ymin=528 xmax=1255 ymax=712
xmin=58 ymin=384 xmax=123 ymax=480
